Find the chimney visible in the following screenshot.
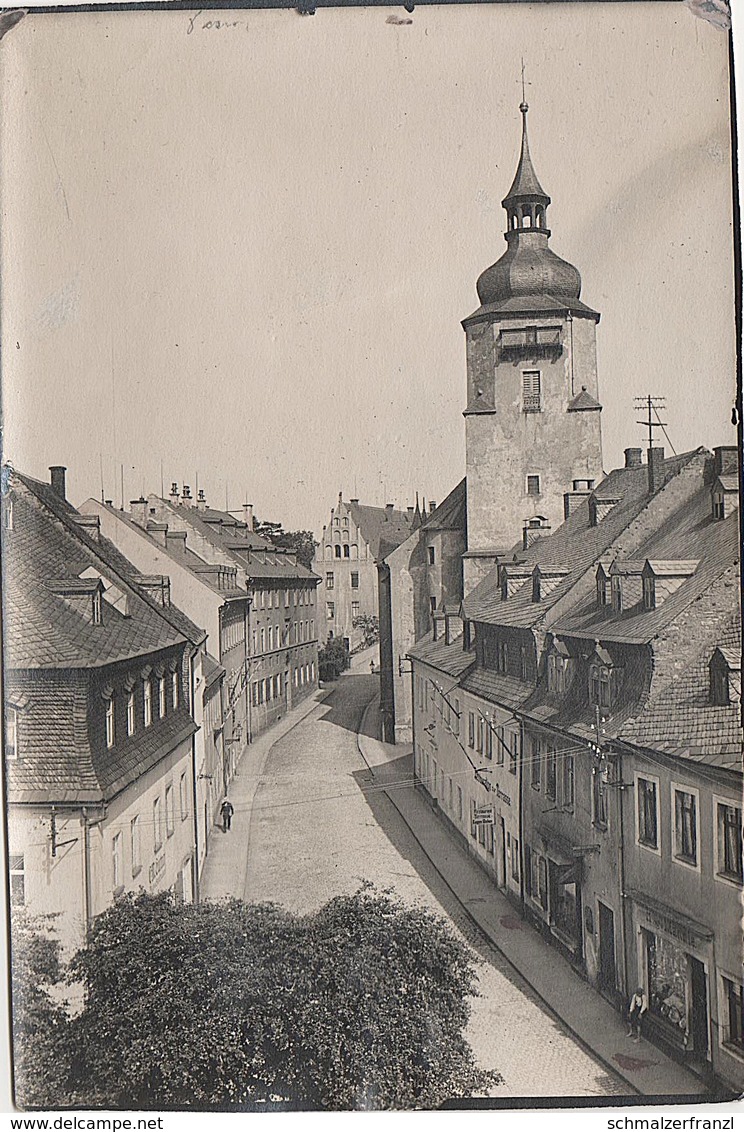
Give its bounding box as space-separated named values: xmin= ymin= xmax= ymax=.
xmin=429 ymin=501 xmax=436 ymax=514
xmin=647 ymin=447 xmax=666 ymax=494
xmin=563 ymin=490 xmax=592 ymax=519
xmin=105 ymin=499 xmax=113 ymax=507
xmin=522 ymin=518 xmax=551 ymax=550
xmin=181 ymin=485 xmax=193 ymax=507
xmin=170 ymin=482 xmax=180 ymax=502
xmin=165 ymin=529 xmax=188 ymax=555
xmin=72 ymin=513 xmax=100 ymax=541
xmin=49 ymin=466 xmax=67 ymax=501
xmin=130 ymin=497 xmax=148 ymax=527
xmin=196 ymin=488 xmax=207 ymax=512
xmin=625 ymin=447 xmax=643 ymax=469
xmin=385 ymin=503 xmax=394 ymax=514
xmin=714 ymin=446 xmax=739 ymax=476
xmin=350 ymin=498 xmax=359 ymax=505
xmin=146 ymin=521 xmax=169 ymax=546
xmin=407 ymin=505 xmax=414 ymax=520
xmin=243 ymin=502 xmax=253 ymax=529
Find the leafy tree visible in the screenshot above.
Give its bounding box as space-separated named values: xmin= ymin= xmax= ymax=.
xmin=352 ymin=614 xmax=380 ymax=648
xmin=10 ymin=911 xmax=72 ymax=1109
xmin=62 ymin=889 xmax=497 ymax=1110
xmin=318 ymin=636 xmax=350 ymax=681
xmin=252 ymin=518 xmax=318 ymax=570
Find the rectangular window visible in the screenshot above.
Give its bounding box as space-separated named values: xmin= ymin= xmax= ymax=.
xmin=520 ymin=646 xmax=529 ymax=680
xmin=5 ymin=709 xmax=17 ymax=760
xmin=457 ymin=786 xmax=463 ymax=821
xmin=428 ymin=546 xmax=435 ymax=565
xmin=454 ymin=699 xmax=460 ymax=737
xmin=127 ymin=690 xmax=136 ymax=736
xmin=343 ymin=545 xmax=350 ymax=558
xmin=723 ymin=977 xmax=744 ymax=1050
xmin=351 ymin=572 xmax=359 ymax=589
xmin=9 ymin=854 xmax=24 ymax=905
xmin=476 ymin=718 xmax=484 ymax=755
xmin=522 ymin=370 xmax=541 ymax=412
xmin=153 ymin=796 xmax=162 ymax=852
xmin=131 ymin=816 xmax=141 ymax=874
xmin=531 ymin=737 xmax=541 ymax=790
xmin=526 ymin=475 xmax=541 ymax=496
xmin=496 ymin=726 xmax=504 ymax=766
xmin=546 ymin=744 xmax=557 ymax=801
xmin=144 ymin=679 xmax=153 ymax=728
xmin=172 ymin=670 xmax=179 ymax=710
xmin=179 ymin=772 xmax=189 ymax=821
xmin=637 ymin=777 xmax=659 ymax=850
xmin=326 ymin=572 xmax=334 ymax=589
xmin=511 ymin=837 xmax=520 ymax=882
xmin=498 ymin=642 xmax=508 ymax=674
xmin=105 ymin=696 xmax=115 ymax=748
xmin=327 ymin=602 xmax=335 ymax=620
xmin=159 ymin=675 xmax=167 ymax=719
xmin=112 ymin=832 xmax=123 ymax=891
xmin=674 ymin=788 xmax=697 ymax=865
xmin=718 ymin=803 xmax=743 ymax=883
xmin=165 ymin=784 xmax=175 ymax=837
xmin=562 ymin=755 xmax=575 ymax=810
xmin=430 ymin=596 xmax=437 ymax=615
xmin=468 ymin=711 xmax=475 ymax=748
xmin=351 ymin=602 xmax=360 ymax=620
xmin=509 ymin=732 xmax=519 ymax=776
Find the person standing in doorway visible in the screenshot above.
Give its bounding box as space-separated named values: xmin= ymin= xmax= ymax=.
xmin=220 ymin=797 xmax=234 ymax=833
xmin=627 ymin=986 xmax=648 ymax=1041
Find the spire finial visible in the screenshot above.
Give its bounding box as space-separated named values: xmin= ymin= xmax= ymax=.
xmin=520 ymin=58 xmax=528 ymax=114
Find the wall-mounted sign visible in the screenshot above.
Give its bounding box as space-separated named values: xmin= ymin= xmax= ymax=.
xmin=473 ymin=805 xmax=494 ymax=826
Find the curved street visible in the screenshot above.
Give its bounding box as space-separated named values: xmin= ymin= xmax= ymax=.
xmin=242 ymin=660 xmax=626 ymax=1099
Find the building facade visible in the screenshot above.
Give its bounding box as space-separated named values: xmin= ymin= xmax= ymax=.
xmin=4 ymin=469 xmax=205 ymax=956
xmin=462 ymin=101 xmax=603 ymax=592
xmin=314 ymin=494 xmax=415 ymax=650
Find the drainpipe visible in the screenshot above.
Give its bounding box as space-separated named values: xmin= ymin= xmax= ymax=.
xmin=81 ymin=808 xmax=92 ymax=935
xmin=616 ymin=747 xmax=629 ymax=1003
xmin=189 ymin=648 xmax=200 ymax=905
xmin=518 ymin=718 xmax=526 ymax=913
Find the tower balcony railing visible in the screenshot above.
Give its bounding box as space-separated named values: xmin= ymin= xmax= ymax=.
xmin=522 ymin=393 xmax=542 ymax=413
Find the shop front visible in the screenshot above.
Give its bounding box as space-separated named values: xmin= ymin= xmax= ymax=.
xmin=630 ymin=890 xmax=713 ymax=1068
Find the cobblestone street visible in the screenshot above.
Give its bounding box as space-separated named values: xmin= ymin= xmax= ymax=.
xmin=244 ymin=666 xmax=627 ymax=1099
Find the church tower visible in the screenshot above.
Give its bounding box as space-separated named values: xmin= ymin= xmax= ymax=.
xmin=463 ymin=99 xmax=603 ymax=592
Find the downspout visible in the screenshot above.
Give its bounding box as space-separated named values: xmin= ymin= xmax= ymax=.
xmin=518 ymin=719 xmax=526 ymax=913
xmin=616 ymin=746 xmax=629 ymax=1002
xmin=410 ymin=662 xmax=417 ymax=780
xmin=189 ymin=647 xmax=200 ymax=905
xmin=81 ymin=808 xmax=92 ymax=935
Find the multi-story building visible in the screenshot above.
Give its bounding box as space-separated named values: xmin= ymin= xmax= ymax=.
xmin=461 ymin=100 xmax=603 ymax=592
xmin=410 ymin=444 xmax=742 ymax=1090
xmin=3 ymin=468 xmax=207 ymax=955
xmin=81 ymin=485 xmax=319 ymax=746
xmin=377 ymin=480 xmax=467 ymax=743
xmin=314 ymin=494 xmax=415 ymax=650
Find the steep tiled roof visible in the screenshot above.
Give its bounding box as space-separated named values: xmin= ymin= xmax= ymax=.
xmin=408 ymin=632 xmax=476 ymax=680
xmin=567 ymin=388 xmax=602 ymax=412
xmin=555 ymin=497 xmax=739 ymax=644
xmin=4 ymin=477 xmax=190 ymax=670
xmin=460 ymin=668 xmax=534 ymax=714
xmin=421 ymin=479 xmax=467 ymax=533
xmin=621 ymin=616 xmax=742 ymax=769
xmin=462 ymin=448 xmax=706 ymax=629
xmin=348 ymin=502 xmax=414 ymax=561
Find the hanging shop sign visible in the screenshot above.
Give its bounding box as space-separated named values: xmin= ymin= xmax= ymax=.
xmin=472 ymin=805 xmax=495 ymax=826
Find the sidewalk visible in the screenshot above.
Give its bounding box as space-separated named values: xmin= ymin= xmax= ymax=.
xmin=200 ymin=685 xmax=331 ymax=902
xmin=357 ymin=696 xmax=711 ymax=1101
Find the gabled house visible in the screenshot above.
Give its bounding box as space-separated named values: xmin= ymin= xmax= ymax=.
xmin=3 ymin=468 xmax=207 ymax=955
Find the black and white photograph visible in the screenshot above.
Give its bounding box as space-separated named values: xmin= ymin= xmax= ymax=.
xmin=0 ymin=0 xmax=741 ymax=1115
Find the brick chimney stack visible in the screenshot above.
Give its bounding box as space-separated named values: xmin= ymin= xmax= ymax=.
xmin=625 ymin=447 xmax=643 ymax=468
xmin=243 ymin=503 xmax=253 ymax=529
xmin=181 ymin=485 xmax=193 ymax=508
xmin=130 ymin=497 xmax=148 ymax=527
xmin=49 ymin=466 xmax=67 ymax=501
xmin=647 ymin=447 xmax=666 ymax=494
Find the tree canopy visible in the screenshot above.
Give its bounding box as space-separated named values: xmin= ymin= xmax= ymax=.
xmin=20 ymin=888 xmax=497 ymax=1110
xmin=252 ymin=519 xmax=318 ymax=570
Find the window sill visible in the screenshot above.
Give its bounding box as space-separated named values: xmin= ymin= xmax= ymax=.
xmin=131 ymin=866 xmax=142 ymax=879
xmin=113 ymin=885 xmax=125 ymax=899
xmin=166 ymin=829 xmax=174 ymax=840
xmin=673 ymin=853 xmax=699 ymax=872
xmin=638 ymin=838 xmax=661 ymax=854
xmin=715 ymin=870 xmax=743 ymax=888
xmin=721 ymin=1041 xmax=744 ymax=1063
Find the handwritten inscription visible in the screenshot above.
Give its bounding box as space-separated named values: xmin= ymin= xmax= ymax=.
xmin=187 ymin=11 xmax=244 ymax=34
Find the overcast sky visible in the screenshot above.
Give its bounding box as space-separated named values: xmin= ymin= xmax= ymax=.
xmin=0 ymin=2 xmax=736 ymax=536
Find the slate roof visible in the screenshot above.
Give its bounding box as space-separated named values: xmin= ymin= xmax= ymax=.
xmin=156 ymin=499 xmax=316 ymax=582
xmin=462 ymin=448 xmax=706 ymax=630
xmin=464 ymin=294 xmax=600 ymax=324
xmin=567 ymin=388 xmax=602 ymax=412
xmin=408 ymin=632 xmax=476 ymax=680
xmin=348 ymin=502 xmax=414 ymax=561
xmin=421 ymin=478 xmax=467 ymax=534
xmin=4 ymin=477 xmax=191 ymax=670
xmin=621 ymin=615 xmax=742 ymax=770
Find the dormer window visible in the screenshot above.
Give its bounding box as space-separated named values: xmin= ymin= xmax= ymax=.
xmin=3 ymin=497 xmax=13 ymax=531
xmin=611 ymin=576 xmax=622 ymax=613
xmin=5 ymin=708 xmax=17 ymax=760
xmin=596 ymin=564 xmax=611 ymax=606
xmin=589 ymin=647 xmax=617 ymax=711
xmin=105 ymin=693 xmax=115 ymax=748
xmin=643 ymin=574 xmax=655 ymax=610
xmin=711 ymin=475 xmax=739 ymax=521
xmin=547 ymin=641 xmax=571 ymax=694
xmin=144 ymin=678 xmax=153 ymax=727
xmin=710 ymin=648 xmax=741 ymax=706
xmin=92 ymin=589 xmax=103 ymax=625
xmin=642 ymin=560 xmax=698 ymax=610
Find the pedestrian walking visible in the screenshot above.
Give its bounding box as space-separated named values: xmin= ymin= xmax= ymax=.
xmin=370 ymin=660 xmax=376 ymax=675
xmin=627 ymin=986 xmax=648 ymax=1041
xmin=220 ymin=797 xmax=234 ymax=833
